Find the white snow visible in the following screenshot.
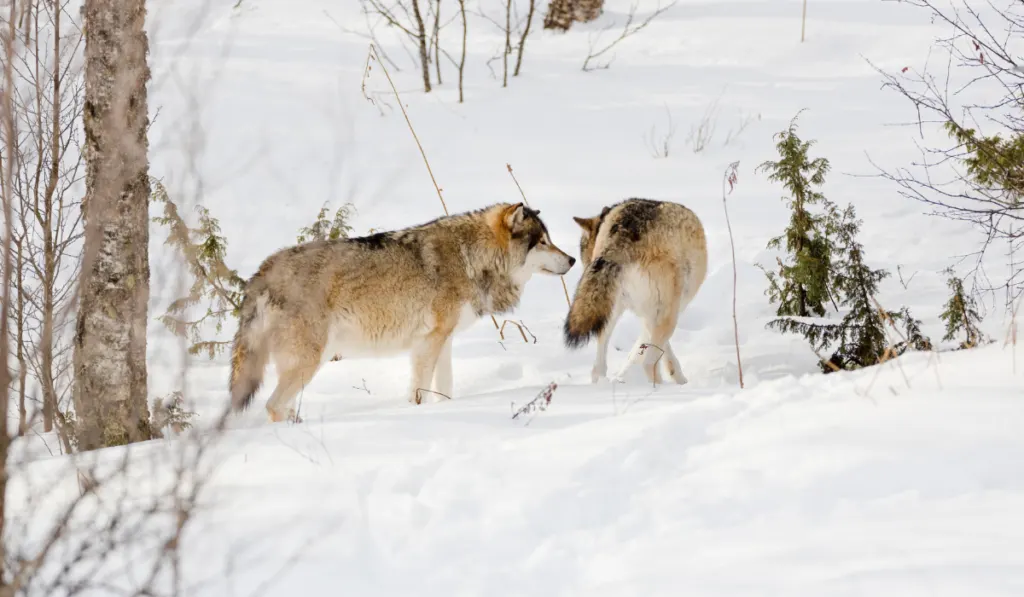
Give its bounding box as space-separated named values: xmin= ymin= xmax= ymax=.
xmin=11 ymin=0 xmax=1024 ymax=594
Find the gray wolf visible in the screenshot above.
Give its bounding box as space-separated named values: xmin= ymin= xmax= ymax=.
xmin=230 ymin=202 xmax=575 ymax=422
xmin=564 ymin=198 xmax=707 ymax=385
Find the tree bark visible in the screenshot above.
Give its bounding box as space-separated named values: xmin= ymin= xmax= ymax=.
xmin=543 ymin=0 xmax=574 ymax=31
xmin=457 ymin=0 xmax=466 ymax=102
xmin=411 ymin=0 xmax=432 ymax=93
xmin=432 ymin=0 xmax=442 ymax=86
xmin=503 ymin=0 xmax=511 ymax=87
xmin=40 ymin=1 xmax=62 ymax=433
xmin=544 ymin=0 xmax=603 ymax=31
xmin=74 ymin=0 xmax=153 ymax=450
xmin=14 ymin=239 xmax=27 ymax=437
xmin=513 ymin=0 xmax=536 ymax=77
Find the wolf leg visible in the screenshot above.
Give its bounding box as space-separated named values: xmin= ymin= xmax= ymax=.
xmin=662 ymin=278 xmax=697 ymax=385
xmin=636 ymin=265 xmax=682 ymax=385
xmin=431 ymin=334 xmax=454 ymax=398
xmin=610 ymin=326 xmax=651 ymax=383
xmin=661 ymin=341 xmax=688 ymax=385
xmin=643 ymin=307 xmax=680 ymax=386
xmin=408 ymin=331 xmax=451 ymax=404
xmin=265 ymin=360 xmax=320 ymax=423
xmin=592 ymin=304 xmax=624 ymax=383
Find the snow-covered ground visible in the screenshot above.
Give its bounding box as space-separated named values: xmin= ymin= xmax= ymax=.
xmin=12 ymin=0 xmax=1024 ymax=594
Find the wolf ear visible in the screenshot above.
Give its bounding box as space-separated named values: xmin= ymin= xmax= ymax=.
xmin=573 ymin=216 xmax=594 ymax=232
xmin=503 ymin=203 xmax=526 ymax=230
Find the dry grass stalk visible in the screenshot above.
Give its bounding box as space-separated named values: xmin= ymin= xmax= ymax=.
xmin=1004 ymin=290 xmax=1022 ymax=373
xmin=644 ymin=103 xmax=676 ymax=158
xmin=499 ymin=319 xmax=537 ymax=343
xmin=863 ymin=295 xmax=915 ymax=395
xmin=505 ymin=163 xmax=573 ymax=307
xmin=722 ymin=161 xmax=745 ymax=388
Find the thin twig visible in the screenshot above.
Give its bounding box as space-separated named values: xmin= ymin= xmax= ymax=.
xmin=722 ymin=161 xmax=745 ymax=388
xmin=582 ymin=0 xmax=676 ymax=71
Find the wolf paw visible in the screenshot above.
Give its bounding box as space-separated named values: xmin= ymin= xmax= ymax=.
xmin=591 ymin=369 xmax=606 ymax=383
xmin=266 ymin=407 xmax=302 ymax=424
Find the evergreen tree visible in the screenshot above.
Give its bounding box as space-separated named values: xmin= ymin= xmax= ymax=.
xmin=939 ymin=269 xmax=984 ymax=349
xmin=757 ymin=113 xmax=836 ymax=321
xmin=759 ymin=119 xmax=933 ymax=372
xmin=825 ymin=204 xmax=897 ymax=371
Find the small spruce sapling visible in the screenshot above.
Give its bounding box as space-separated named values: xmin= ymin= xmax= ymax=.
xmin=757 ymin=113 xmax=836 ymax=323
xmin=825 ymin=204 xmax=899 ymax=371
xmin=758 ymin=118 xmax=931 ymax=372
xmin=940 ymin=270 xmax=985 ymax=349
xmin=297 ymin=202 xmax=356 ymax=243
xmin=893 ymin=306 xmax=933 ymax=354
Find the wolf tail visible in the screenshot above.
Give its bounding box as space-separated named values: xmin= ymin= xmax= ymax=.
xmin=564 ymin=257 xmax=623 ymax=349
xmin=229 ymin=286 xmax=271 ymax=412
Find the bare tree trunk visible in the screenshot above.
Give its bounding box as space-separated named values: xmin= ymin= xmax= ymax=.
xmin=40 ymin=3 xmax=62 ymax=433
xmin=14 ymin=238 xmax=27 ymax=437
xmin=503 ymin=0 xmax=511 ymax=87
xmin=514 ymin=0 xmax=536 ymax=76
xmin=74 ymin=0 xmax=153 ymax=450
xmin=40 ymin=267 xmax=56 ymax=432
xmin=433 ymin=0 xmax=442 ymax=85
xmin=411 ymin=0 xmax=432 ymax=93
xmin=457 ymin=0 xmax=466 ymax=102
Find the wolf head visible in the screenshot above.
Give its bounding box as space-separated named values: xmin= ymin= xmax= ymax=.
xmin=498 ymin=203 xmax=575 ymax=276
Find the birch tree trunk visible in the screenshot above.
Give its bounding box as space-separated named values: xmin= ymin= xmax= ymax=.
xmin=73 ymin=0 xmax=153 ymax=450
xmin=411 ymin=0 xmax=432 ymax=93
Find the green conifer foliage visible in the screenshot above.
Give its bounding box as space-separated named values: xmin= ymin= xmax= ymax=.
xmin=826 ymin=205 xmax=897 ymax=371
xmin=297 ymin=203 xmax=356 ymax=243
xmin=760 ymin=118 xmax=933 ymax=372
xmin=940 ymin=270 xmax=984 ymax=349
xmin=152 ymin=179 xmax=246 ymax=359
xmin=758 ymin=113 xmax=835 ymax=319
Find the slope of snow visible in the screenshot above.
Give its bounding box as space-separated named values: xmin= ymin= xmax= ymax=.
xmin=11 ymin=0 xmax=1024 ymax=594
